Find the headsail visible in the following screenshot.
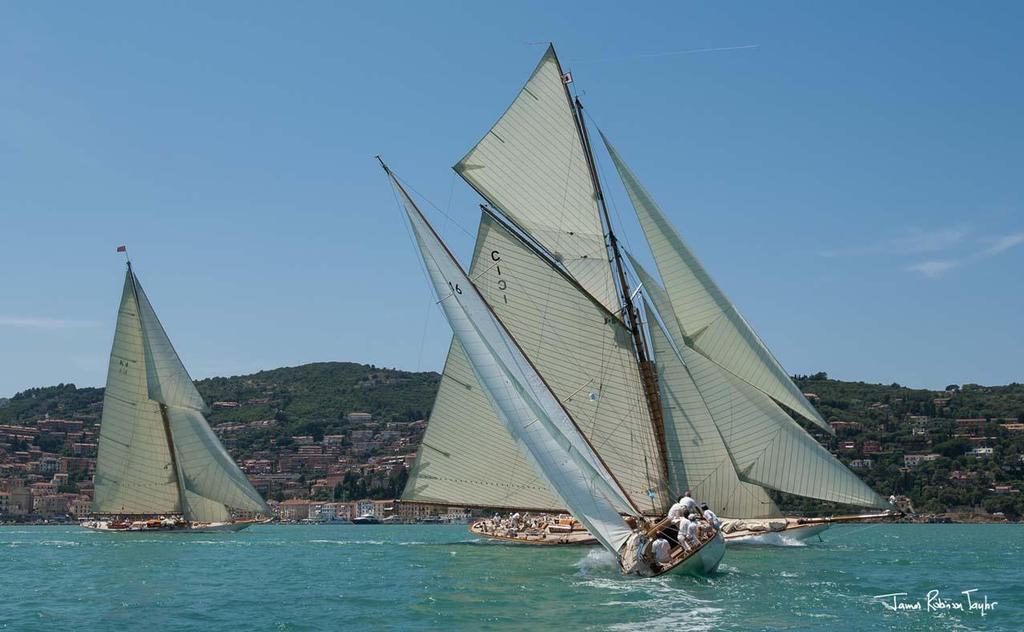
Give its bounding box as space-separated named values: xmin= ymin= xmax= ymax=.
xmin=94 ymin=271 xmax=182 ymax=515
xmin=389 ymin=165 xmax=637 ymax=553
xmin=634 ymin=257 xmax=885 ymax=509
xmin=603 ymin=136 xmax=830 ymax=433
xmin=455 ymin=45 xmax=619 ymax=313
xmin=643 ymin=297 xmax=781 ymax=518
xmin=132 ymin=278 xmax=271 ymax=517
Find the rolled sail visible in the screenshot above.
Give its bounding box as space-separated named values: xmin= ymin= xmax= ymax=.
xmin=603 ymin=135 xmax=829 ymax=433
xmin=391 ymin=168 xmax=637 ymax=554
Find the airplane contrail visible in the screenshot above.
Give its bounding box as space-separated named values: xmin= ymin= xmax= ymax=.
xmin=573 ymin=44 xmax=760 ymax=64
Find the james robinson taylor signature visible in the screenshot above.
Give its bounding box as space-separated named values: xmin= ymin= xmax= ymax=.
xmin=873 ymin=589 xmax=998 ymax=617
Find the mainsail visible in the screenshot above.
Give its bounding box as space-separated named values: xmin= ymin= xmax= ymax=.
xmin=402 ymin=210 xmax=669 ymax=514
xmin=454 ymin=45 xmax=619 ymax=313
xmin=93 ymin=265 xmax=271 ymax=520
xmin=602 ymin=135 xmax=830 ymax=433
xmin=402 ymin=337 xmax=564 ymax=511
xmin=390 ymin=166 xmax=638 ymax=553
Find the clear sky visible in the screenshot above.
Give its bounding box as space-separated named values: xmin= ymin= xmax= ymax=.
xmin=2 ymin=1 xmax=1021 ymax=397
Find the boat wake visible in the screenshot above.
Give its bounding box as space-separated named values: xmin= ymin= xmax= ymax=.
xmin=727 ymin=532 xmax=809 ymax=547
xmin=575 ymin=548 xmax=618 ymax=575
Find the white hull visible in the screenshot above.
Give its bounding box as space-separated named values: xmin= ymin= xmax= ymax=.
xmin=670 ymin=531 xmax=726 ymax=575
xmin=725 ymin=522 xmax=829 ymax=545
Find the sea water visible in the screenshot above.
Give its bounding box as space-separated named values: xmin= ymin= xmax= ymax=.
xmin=1 ymin=523 xmax=1020 ymax=630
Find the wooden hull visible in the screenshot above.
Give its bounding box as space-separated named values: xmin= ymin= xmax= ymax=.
xmin=81 ymin=518 xmax=265 ymax=533
xmin=469 ymin=520 xmax=598 ymax=545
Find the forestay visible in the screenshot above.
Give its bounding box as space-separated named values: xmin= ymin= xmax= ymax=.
xmin=603 ymin=135 xmax=830 ymax=432
xmin=392 ymin=170 xmax=637 ymax=553
xmin=455 ymin=45 xmax=619 ymax=313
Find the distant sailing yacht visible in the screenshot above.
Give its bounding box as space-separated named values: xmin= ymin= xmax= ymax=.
xmin=396 ymin=44 xmax=894 ymax=547
xmin=84 ymin=256 xmax=272 ymax=532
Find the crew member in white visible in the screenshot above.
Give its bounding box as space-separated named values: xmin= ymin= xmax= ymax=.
xmin=700 ymin=503 xmax=721 ymax=530
xmin=680 ymin=491 xmax=700 ymax=515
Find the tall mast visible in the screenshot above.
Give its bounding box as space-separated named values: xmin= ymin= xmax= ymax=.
xmin=126 ymin=262 xmax=187 ymax=517
xmin=571 ymin=95 xmax=672 ymax=495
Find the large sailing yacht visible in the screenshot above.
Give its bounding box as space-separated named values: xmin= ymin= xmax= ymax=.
xmin=84 ymin=258 xmax=272 ymax=532
xmin=382 ymin=160 xmax=724 ymax=577
xmin=399 ymin=44 xmax=894 ymax=546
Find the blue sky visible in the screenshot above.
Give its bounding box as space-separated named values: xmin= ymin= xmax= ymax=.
xmin=2 ymin=1 xmax=1021 ymax=397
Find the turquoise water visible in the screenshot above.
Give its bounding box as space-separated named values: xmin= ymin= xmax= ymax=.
xmin=1 ymin=523 xmax=1020 ymax=630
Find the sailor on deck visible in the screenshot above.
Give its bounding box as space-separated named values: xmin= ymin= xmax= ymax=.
xmin=652 ymin=537 xmax=671 ymax=564
xmin=701 ymin=504 xmax=721 ymax=530
xmin=679 ymin=491 xmax=700 ymax=515
xmin=676 ymin=513 xmax=698 ymax=550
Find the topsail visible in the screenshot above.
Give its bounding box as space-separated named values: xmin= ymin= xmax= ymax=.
xmin=455 ymin=45 xmax=619 ymax=313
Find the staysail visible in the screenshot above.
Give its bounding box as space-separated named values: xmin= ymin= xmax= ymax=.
xmin=390 ymin=166 xmax=637 ymax=553
xmin=633 ymin=254 xmax=886 ymax=509
xmin=603 ymin=135 xmax=830 ymax=433
xmin=94 ymin=265 xmax=270 ymax=519
xmin=454 ymin=45 xmax=619 ymax=313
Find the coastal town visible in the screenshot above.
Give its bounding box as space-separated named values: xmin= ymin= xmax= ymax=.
xmin=1 ymin=370 xmax=1023 ymax=524
xmin=0 ymin=401 xmax=469 ymax=525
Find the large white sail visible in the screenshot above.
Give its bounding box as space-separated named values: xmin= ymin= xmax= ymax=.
xmin=402 ymin=338 xmax=565 ymax=511
xmin=392 ymin=168 xmax=637 ymax=553
xmin=94 ymin=272 xmax=182 ymax=515
xmin=603 ymin=136 xmax=829 ymax=433
xmin=681 ymin=343 xmax=887 ymax=508
xmin=470 ymin=211 xmax=667 ymax=513
xmin=644 ymin=298 xmax=781 ymax=518
xmin=133 ymin=281 xmax=210 ymax=414
xmin=455 ymin=45 xmax=619 ymax=313
xmin=133 ymin=278 xmax=271 ymax=518
xmin=165 ymin=407 xmax=271 ymax=516
xmin=634 ymin=256 xmax=884 ymax=509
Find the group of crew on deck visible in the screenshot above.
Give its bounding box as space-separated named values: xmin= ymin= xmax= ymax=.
xmin=652 ymin=491 xmax=721 ymax=564
xmin=476 ymin=512 xmax=570 ymax=539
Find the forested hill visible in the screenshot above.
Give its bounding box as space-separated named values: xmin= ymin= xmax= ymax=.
xmin=4 ymin=365 xmax=1024 ymax=516
xmin=0 ymin=362 xmax=440 ymax=430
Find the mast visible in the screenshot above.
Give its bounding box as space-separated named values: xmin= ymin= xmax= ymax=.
xmin=571 ymin=95 xmax=671 ymax=494
xmin=126 ymin=262 xmax=187 ymax=517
